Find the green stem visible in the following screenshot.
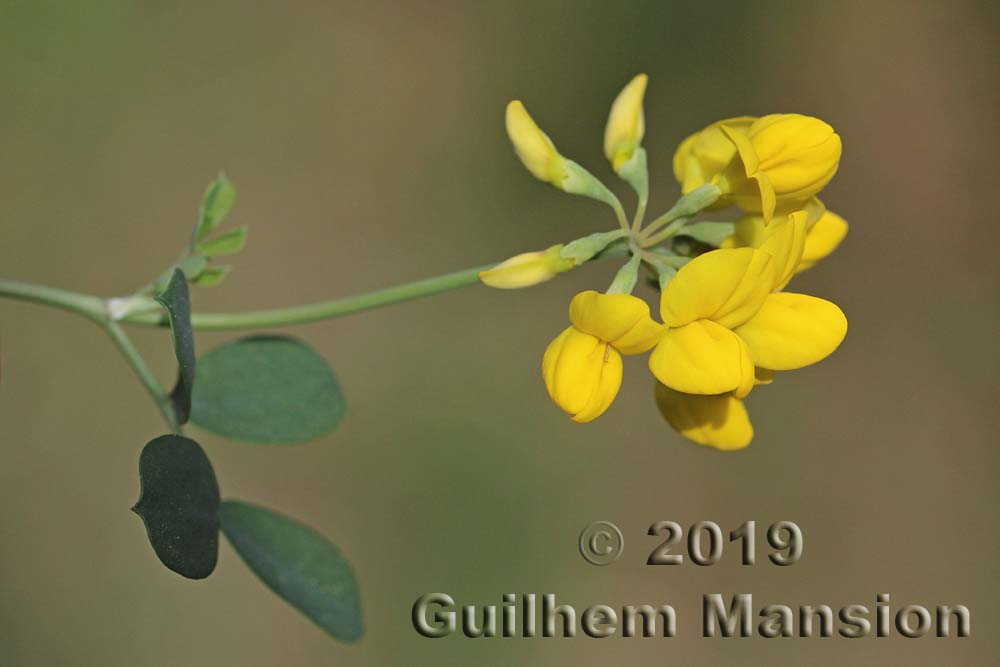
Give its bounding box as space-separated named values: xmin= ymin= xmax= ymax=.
xmin=123 ymin=264 xmax=493 ymax=330
xmin=0 ymin=279 xmax=107 ymax=323
xmin=103 ymin=321 xmax=180 ymax=432
xmin=640 ymin=216 xmax=695 ymax=248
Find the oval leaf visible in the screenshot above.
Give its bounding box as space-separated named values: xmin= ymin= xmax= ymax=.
xmin=133 ymin=435 xmax=220 ymax=579
xmin=191 ymin=336 xmax=346 ymax=444
xmin=194 ymin=173 xmax=236 ymax=242
xmin=220 ymin=500 xmax=363 ymax=643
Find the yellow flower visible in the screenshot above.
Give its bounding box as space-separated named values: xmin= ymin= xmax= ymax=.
xmin=542 ymin=291 xmax=663 ymax=422
xmin=479 ymin=245 xmax=574 ymax=289
xmin=725 ymin=206 xmax=848 ymax=276
xmin=604 ymin=74 xmax=647 ymax=173
xmin=672 ymin=117 xmax=756 ymax=195
xmin=654 ymin=384 xmax=753 ymax=451
xmin=505 ymin=100 xmax=568 ymax=187
xmin=648 ymin=244 xmax=847 ymax=397
xmin=720 ymin=114 xmax=842 ymax=222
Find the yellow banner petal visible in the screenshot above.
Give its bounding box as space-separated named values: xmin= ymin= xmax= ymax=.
xmin=659 ymin=248 xmax=775 ymax=329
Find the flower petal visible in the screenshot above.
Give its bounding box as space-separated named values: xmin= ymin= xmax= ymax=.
xmin=505 ymin=100 xmax=567 ymax=187
xmin=735 ymin=293 xmax=847 ymax=370
xmin=758 ymin=210 xmax=807 ymax=291
xmin=654 ymin=384 xmax=753 ymax=451
xmin=660 ymin=248 xmax=776 ymax=329
xmin=797 ymin=210 xmax=848 ymax=273
xmin=648 ymin=320 xmax=755 ymax=398
xmin=478 ymin=244 xmax=573 ymax=289
xmin=604 ymin=73 xmax=647 ymax=172
xmin=541 ymin=327 xmax=623 ymax=422
xmin=569 ymin=291 xmax=663 ymax=354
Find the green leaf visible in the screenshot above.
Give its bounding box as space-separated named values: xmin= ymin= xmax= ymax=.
xmin=190 ymin=265 xmax=232 ymax=287
xmin=196 ymin=226 xmax=248 ymax=257
xmin=191 ymin=336 xmax=346 ymax=444
xmin=132 ymin=435 xmax=220 ymax=579
xmin=178 ymin=253 xmax=208 ymax=279
xmin=677 ymin=221 xmax=736 ymax=247
xmin=154 ymin=269 xmax=196 ymax=424
xmin=219 ymin=500 xmax=363 ymax=643
xmin=194 ymin=174 xmax=236 ymax=243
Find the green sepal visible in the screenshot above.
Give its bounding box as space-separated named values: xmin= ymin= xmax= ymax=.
xmin=616 ymin=147 xmax=648 ymax=203
xmin=677 ymin=221 xmax=736 ymax=247
xmin=668 ymin=183 xmax=721 ymax=219
xmin=562 ymin=160 xmax=626 ymax=219
xmin=154 ymin=269 xmax=196 ymax=425
xmin=561 ymin=229 xmax=628 ymax=265
xmin=606 ymin=252 xmax=642 ymax=295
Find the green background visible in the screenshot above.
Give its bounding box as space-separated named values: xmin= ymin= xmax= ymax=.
xmin=1 ymin=1 xmax=997 ymax=664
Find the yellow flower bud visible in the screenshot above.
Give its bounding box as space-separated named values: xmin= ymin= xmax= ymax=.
xmin=721 ymin=114 xmax=842 ymax=222
xmin=478 ymin=245 xmax=574 ymax=289
xmin=505 ymin=100 xmax=568 ymax=188
xmin=603 ymin=74 xmax=647 ymax=173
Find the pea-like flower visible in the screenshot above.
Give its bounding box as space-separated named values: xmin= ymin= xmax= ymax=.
xmin=542 ymin=291 xmax=664 ymax=423
xmin=720 ymin=114 xmax=842 ymax=222
xmin=603 ymin=74 xmax=648 ymax=173
xmin=648 ymin=229 xmax=847 ymax=396
xmin=673 ymin=114 xmax=841 ymax=223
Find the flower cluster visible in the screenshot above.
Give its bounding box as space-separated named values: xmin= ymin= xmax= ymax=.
xmin=483 ymin=74 xmax=849 ymax=450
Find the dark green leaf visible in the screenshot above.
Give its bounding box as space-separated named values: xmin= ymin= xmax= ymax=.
xmin=132 ymin=435 xmax=220 ymax=579
xmin=192 ymin=336 xmax=346 ymax=445
xmin=196 ymin=226 xmax=248 ymax=257
xmin=194 ymin=174 xmax=236 ymax=242
xmin=154 ymin=269 xmax=195 ymax=424
xmin=220 ymin=500 xmax=363 ymax=642
xmin=190 ymin=265 xmax=232 ymax=287
xmin=677 ymin=221 xmax=735 ymax=247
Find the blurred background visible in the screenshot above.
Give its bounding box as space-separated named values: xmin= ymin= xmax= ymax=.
xmin=2 ymin=1 xmax=998 ymax=664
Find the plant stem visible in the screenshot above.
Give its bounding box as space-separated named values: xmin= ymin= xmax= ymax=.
xmin=640 ymin=216 xmax=696 ymax=248
xmin=102 ymin=321 xmax=181 ymax=433
xmin=0 ymin=279 xmax=107 ymax=323
xmin=123 ymin=264 xmax=494 ymax=330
